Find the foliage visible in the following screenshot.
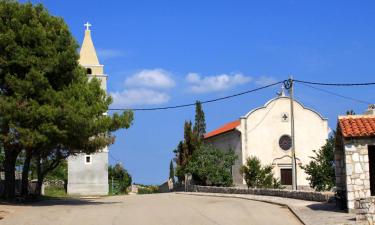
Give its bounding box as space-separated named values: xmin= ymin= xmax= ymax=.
xmin=137 ymin=185 xmax=159 ymax=194
xmin=43 ymin=186 xmax=68 ymax=198
xmin=346 ymin=110 xmax=356 ymax=115
xmin=169 ymin=160 xmax=175 ymax=183
xmin=174 ymin=121 xmax=197 ymax=182
xmin=186 ymin=145 xmax=237 ymax=187
xmin=0 ymin=1 xmax=133 ymax=199
xmin=108 ymin=163 xmax=132 ymax=194
xmin=174 ymin=102 xmax=206 ymax=183
xmin=240 ymin=156 xmax=282 ymax=189
xmin=193 ymin=101 xmax=206 ymax=143
xmin=301 ymin=135 xmax=335 ymax=191
xmin=45 ymin=160 xmax=67 ymax=181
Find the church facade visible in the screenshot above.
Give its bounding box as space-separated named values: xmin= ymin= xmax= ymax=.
xmin=205 ymin=94 xmax=329 ymax=187
xmin=67 ymin=24 xmax=109 ymax=195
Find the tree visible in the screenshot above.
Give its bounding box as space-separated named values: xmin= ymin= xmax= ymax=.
xmin=185 ymin=145 xmax=237 ymax=187
xmin=193 ymin=101 xmax=206 ymax=144
xmin=108 ymin=163 xmax=132 ymax=194
xmin=240 ymin=156 xmax=281 ymax=189
xmin=169 ymin=160 xmax=175 ymax=183
xmin=174 ymin=121 xmax=197 ymax=183
xmin=346 ymin=110 xmax=356 ymax=115
xmin=0 ymin=1 xmax=133 ymax=200
xmin=301 ymin=135 xmax=335 ymax=191
xmin=174 ymin=101 xmax=206 ymax=184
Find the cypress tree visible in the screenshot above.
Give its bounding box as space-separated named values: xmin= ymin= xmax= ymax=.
xmin=193 ymin=101 xmax=206 ymax=143
xmin=169 ymin=160 xmax=175 ymax=183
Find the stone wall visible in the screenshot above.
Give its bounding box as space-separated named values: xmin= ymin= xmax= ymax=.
xmin=186 ymin=185 xmax=334 ymax=202
xmin=343 ymin=139 xmax=375 ymax=212
xmin=355 ymin=197 xmax=375 ymax=224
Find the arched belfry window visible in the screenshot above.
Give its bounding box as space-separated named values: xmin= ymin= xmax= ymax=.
xmin=87 ymin=68 xmax=92 ymax=74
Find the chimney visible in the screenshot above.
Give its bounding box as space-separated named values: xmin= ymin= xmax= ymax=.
xmin=364 ymin=104 xmax=375 ymax=115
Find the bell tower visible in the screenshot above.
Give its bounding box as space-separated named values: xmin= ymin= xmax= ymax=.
xmin=67 ymin=23 xmax=109 ymax=196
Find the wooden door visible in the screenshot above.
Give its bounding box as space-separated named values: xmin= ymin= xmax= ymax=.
xmin=280 ymin=168 xmax=292 ymax=185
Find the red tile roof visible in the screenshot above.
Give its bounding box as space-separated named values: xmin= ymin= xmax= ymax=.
xmin=338 ymin=115 xmax=375 ymax=138
xmin=204 ymin=120 xmax=240 ymax=139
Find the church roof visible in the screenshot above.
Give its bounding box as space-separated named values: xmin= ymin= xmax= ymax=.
xmin=204 ymin=120 xmax=240 ymax=139
xmin=79 ymin=28 xmax=100 ymax=66
xmin=338 ymin=115 xmax=375 ymax=138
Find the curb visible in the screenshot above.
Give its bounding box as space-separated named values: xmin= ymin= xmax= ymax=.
xmin=176 ymin=192 xmax=306 ymax=225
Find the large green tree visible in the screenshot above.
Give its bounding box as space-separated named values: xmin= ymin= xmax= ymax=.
xmin=0 ymin=1 xmax=133 ymax=199
xmin=186 ymin=145 xmax=237 ymax=187
xmin=301 ymin=135 xmax=335 ymax=191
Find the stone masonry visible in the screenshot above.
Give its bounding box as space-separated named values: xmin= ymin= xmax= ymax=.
xmin=344 ymin=139 xmax=372 ymax=212
xmin=355 ymin=197 xmax=375 ymax=224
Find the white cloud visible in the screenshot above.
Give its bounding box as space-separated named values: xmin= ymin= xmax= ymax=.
xmin=97 ymin=49 xmax=123 ymax=59
xmin=110 ymin=88 xmax=170 ymax=108
xmin=125 ymin=69 xmax=175 ymax=89
xmin=186 ymin=73 xmax=252 ymax=93
xmin=255 ymin=76 xmax=278 ymax=86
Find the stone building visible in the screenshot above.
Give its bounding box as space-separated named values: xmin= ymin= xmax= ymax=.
xmin=67 ymin=23 xmax=109 ymax=195
xmin=205 ymin=93 xmax=329 ymax=187
xmin=335 ymin=105 xmax=375 ymax=214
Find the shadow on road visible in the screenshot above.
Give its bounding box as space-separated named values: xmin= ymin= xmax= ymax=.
xmin=306 ymin=202 xmax=347 ymax=213
xmin=0 ymin=197 xmax=122 ymax=207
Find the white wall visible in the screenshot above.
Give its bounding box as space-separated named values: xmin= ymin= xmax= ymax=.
xmin=240 ymin=96 xmax=329 ymax=186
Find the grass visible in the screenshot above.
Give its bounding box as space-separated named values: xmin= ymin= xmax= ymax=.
xmin=43 ymin=186 xmax=68 ymax=199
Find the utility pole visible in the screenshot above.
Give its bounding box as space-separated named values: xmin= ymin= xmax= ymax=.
xmin=288 ymin=77 xmax=298 ymax=191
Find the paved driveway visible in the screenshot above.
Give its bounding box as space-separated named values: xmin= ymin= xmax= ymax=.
xmin=0 ymin=193 xmax=301 ymax=225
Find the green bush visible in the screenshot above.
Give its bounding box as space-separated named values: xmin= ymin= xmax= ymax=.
xmin=186 ymin=144 xmax=237 ymax=187
xmin=137 ymin=185 xmax=159 ymax=194
xmin=301 ymin=135 xmax=335 ymax=191
xmin=240 ymin=156 xmax=282 ymax=189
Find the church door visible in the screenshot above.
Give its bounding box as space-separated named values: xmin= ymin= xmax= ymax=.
xmin=368 ymin=145 xmax=375 ymax=195
xmin=280 ymin=168 xmax=292 ymax=185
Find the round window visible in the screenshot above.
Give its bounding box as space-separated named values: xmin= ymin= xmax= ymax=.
xmin=279 ymin=135 xmax=292 ymax=150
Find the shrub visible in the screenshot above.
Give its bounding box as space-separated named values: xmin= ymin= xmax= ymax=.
xmin=240 ymin=156 xmax=282 ymax=189
xmin=185 ymin=145 xmax=237 ymax=187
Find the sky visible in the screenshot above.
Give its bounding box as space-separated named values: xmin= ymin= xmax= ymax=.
xmin=25 ymin=0 xmax=375 ymax=184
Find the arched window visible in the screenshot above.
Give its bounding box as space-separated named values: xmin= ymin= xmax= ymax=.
xmin=87 ymin=68 xmax=92 ymax=74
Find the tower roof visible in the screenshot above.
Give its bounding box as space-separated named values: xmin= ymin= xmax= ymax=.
xmin=79 ymin=23 xmax=100 ymax=66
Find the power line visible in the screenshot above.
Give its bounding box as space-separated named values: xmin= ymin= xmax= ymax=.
xmin=108 ymin=79 xmax=375 ymax=112
xmin=294 ymin=80 xmax=375 ymax=86
xmin=109 ymin=80 xmax=283 ymax=111
xmin=297 ymin=82 xmax=372 ymax=105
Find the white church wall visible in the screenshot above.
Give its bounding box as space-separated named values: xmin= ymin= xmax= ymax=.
xmin=241 ymin=97 xmax=329 ymax=186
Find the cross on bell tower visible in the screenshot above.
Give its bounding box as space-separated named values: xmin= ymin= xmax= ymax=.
xmin=84 ymin=22 xmax=92 ymax=31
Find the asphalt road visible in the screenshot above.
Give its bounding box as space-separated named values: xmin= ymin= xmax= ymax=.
xmin=0 ymin=193 xmax=301 ymax=225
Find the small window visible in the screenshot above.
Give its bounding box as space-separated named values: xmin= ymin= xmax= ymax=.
xmin=85 ymin=155 xmax=92 ymax=164
xmin=86 ymin=68 xmax=92 ymax=74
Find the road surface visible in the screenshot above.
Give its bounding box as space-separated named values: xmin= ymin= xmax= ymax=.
xmin=0 ymin=193 xmax=301 ymax=225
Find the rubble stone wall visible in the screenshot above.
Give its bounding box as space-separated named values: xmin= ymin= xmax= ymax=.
xmin=186 ymin=185 xmax=334 ymax=202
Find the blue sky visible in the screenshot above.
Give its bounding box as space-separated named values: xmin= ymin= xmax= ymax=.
xmin=27 ymin=0 xmax=375 ymax=184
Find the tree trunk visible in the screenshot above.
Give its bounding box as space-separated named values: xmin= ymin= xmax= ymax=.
xmin=36 ymin=156 xmax=43 ymax=196
xmin=21 ymin=149 xmax=32 ymax=196
xmin=4 ymin=149 xmax=18 ymax=200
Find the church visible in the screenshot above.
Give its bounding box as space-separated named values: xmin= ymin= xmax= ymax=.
xmin=67 ymin=23 xmax=109 ymax=195
xmin=204 ymin=92 xmax=329 ymax=188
